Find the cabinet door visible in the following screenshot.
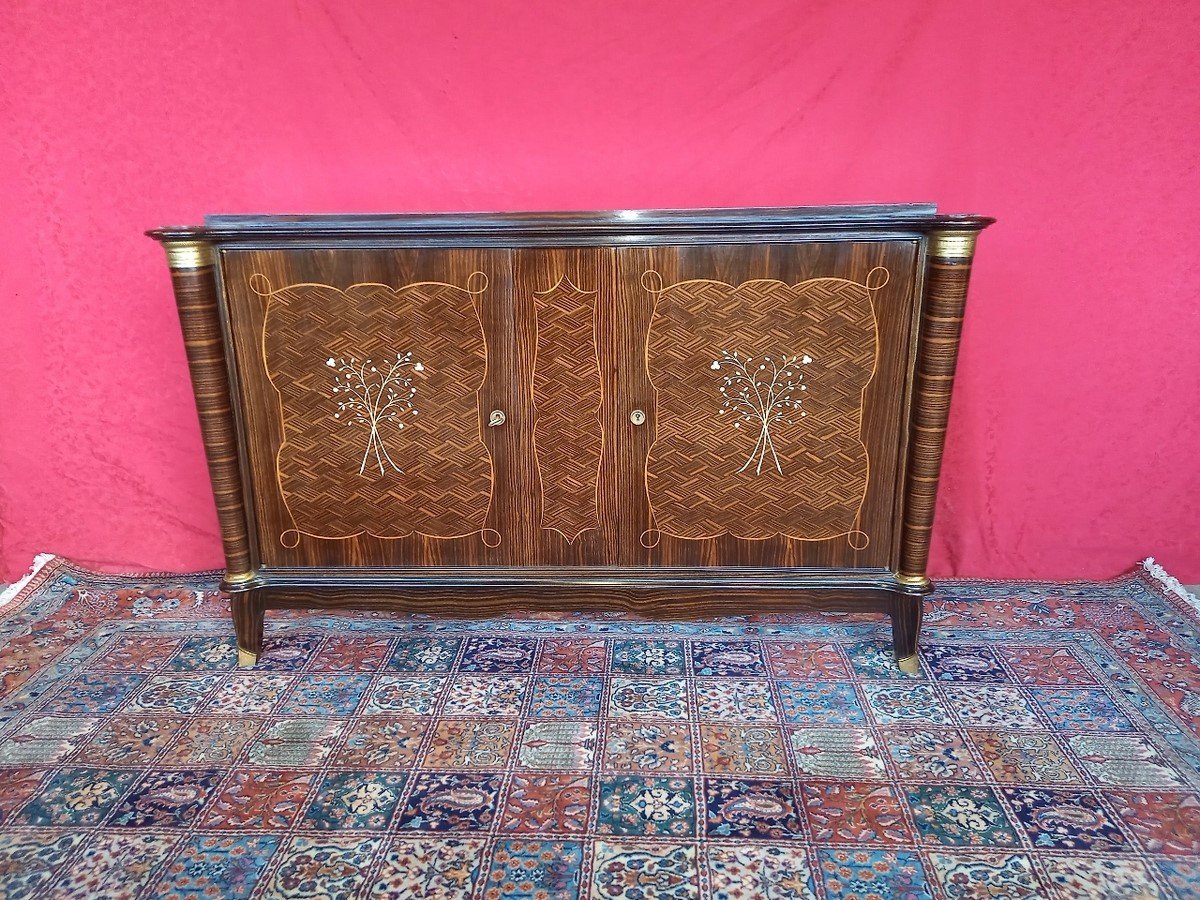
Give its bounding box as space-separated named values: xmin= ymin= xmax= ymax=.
xmin=221 ymin=249 xmax=522 ymax=567
xmin=613 ymin=241 xmax=920 ymax=569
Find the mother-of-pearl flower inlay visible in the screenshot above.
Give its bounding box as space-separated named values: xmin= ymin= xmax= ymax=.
xmin=712 ymin=351 xmax=813 ymax=475
xmin=328 ymin=353 xmax=424 ymax=476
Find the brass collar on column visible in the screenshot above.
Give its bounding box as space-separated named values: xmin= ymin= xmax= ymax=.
xmin=163 ymin=241 xmax=216 ymax=270
xmin=928 ymin=232 xmax=978 ymax=260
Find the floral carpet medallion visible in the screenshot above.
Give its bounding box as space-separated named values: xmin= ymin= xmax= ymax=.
xmin=0 ymin=560 xmax=1199 ymax=898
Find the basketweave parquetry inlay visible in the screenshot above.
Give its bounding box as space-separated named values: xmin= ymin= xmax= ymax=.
xmin=643 ymin=266 xmax=884 ymax=546
xmin=255 ymin=270 xmax=495 ymax=546
xmin=531 ymin=273 xmax=603 ymax=543
xmin=149 ymin=205 xmax=992 ymax=671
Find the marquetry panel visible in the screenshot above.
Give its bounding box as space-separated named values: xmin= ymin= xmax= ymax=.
xmin=531 ymin=275 xmax=602 ymax=542
xmin=218 ymin=248 xmax=518 ymax=567
xmin=644 ymin=269 xmax=882 ymax=544
xmin=257 ymin=274 xmax=494 ymax=545
xmin=610 ymin=241 xmax=920 ymax=569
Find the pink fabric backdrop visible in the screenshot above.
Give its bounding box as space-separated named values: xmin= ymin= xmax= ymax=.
xmin=1 ymin=1 xmax=1197 ymax=583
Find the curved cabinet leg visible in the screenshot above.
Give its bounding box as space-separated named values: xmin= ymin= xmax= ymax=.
xmin=891 ymin=594 xmax=923 ymax=673
xmin=232 ymin=590 xmax=265 ymax=666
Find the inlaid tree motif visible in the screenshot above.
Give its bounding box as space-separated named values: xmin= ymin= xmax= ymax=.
xmin=328 ymin=353 xmax=424 ymax=476
xmin=712 ymin=351 xmax=813 ymax=475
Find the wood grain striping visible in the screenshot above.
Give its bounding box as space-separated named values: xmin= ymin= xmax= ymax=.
xmin=167 ymin=259 xmax=254 ymax=579
xmin=899 ymin=235 xmax=980 ymax=581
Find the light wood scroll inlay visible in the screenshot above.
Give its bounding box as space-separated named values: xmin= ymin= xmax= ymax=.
xmin=256 ymin=273 xmax=495 ymax=547
xmin=532 ymin=276 xmax=602 ymax=542
xmin=643 ymin=270 xmax=884 ymax=545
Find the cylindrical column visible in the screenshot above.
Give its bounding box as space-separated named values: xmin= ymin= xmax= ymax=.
xmin=160 ymin=240 xmax=255 ymax=583
xmin=899 ymin=229 xmax=983 ymax=583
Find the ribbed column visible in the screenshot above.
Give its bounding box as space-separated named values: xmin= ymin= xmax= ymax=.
xmin=899 ymin=230 xmax=983 ymax=582
xmin=160 ymin=241 xmax=255 ymax=582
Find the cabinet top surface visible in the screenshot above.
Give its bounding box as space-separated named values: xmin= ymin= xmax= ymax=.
xmin=148 ymin=204 xmax=993 ymax=243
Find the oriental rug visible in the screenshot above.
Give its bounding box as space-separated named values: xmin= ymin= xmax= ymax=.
xmin=0 ymin=559 xmax=1198 ymax=898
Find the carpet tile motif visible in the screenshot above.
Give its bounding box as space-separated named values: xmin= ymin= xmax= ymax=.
xmin=904 ymin=784 xmax=1021 ymax=848
xmin=883 ymin=726 xmax=984 ymax=782
xmin=372 ymin=836 xmax=486 ymax=898
xmin=1 ymin=560 xmax=1199 ymax=897
xmin=789 ymin=725 xmax=886 ymax=780
xmin=501 ymin=773 xmax=591 ymax=834
xmin=597 ymin=775 xmax=695 ymax=837
xmin=603 ymin=721 xmax=691 ymax=773
xmin=969 ymin=728 xmax=1079 ymax=784
xmin=706 ymin=843 xmax=817 ymax=898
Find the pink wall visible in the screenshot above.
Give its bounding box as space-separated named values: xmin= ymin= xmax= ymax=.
xmin=2 ymin=1 xmax=1198 ymax=583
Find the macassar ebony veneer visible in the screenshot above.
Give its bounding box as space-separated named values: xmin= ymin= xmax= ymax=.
xmin=149 ymin=205 xmax=992 ymax=671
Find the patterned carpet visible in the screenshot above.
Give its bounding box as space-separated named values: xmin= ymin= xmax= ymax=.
xmin=1 ymin=561 xmax=1199 ymax=898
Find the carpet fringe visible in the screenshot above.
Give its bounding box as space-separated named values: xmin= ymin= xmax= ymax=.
xmin=1142 ymin=556 xmax=1200 ymax=613
xmin=0 ymin=553 xmax=58 ymax=608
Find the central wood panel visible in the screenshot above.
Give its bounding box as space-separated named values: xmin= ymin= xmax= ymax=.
xmin=513 ymin=249 xmax=606 ymax=555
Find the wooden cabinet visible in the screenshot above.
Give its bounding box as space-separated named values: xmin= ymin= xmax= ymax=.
xmin=150 ymin=205 xmax=991 ymax=671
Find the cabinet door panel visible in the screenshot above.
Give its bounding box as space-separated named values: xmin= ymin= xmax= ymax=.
xmin=511 ymin=248 xmax=612 ymax=565
xmin=222 ymin=248 xmax=520 ymax=567
xmin=615 ymin=241 xmax=919 ymax=569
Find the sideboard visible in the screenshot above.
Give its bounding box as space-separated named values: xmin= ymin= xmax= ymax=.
xmin=149 ymin=205 xmax=992 ymax=671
